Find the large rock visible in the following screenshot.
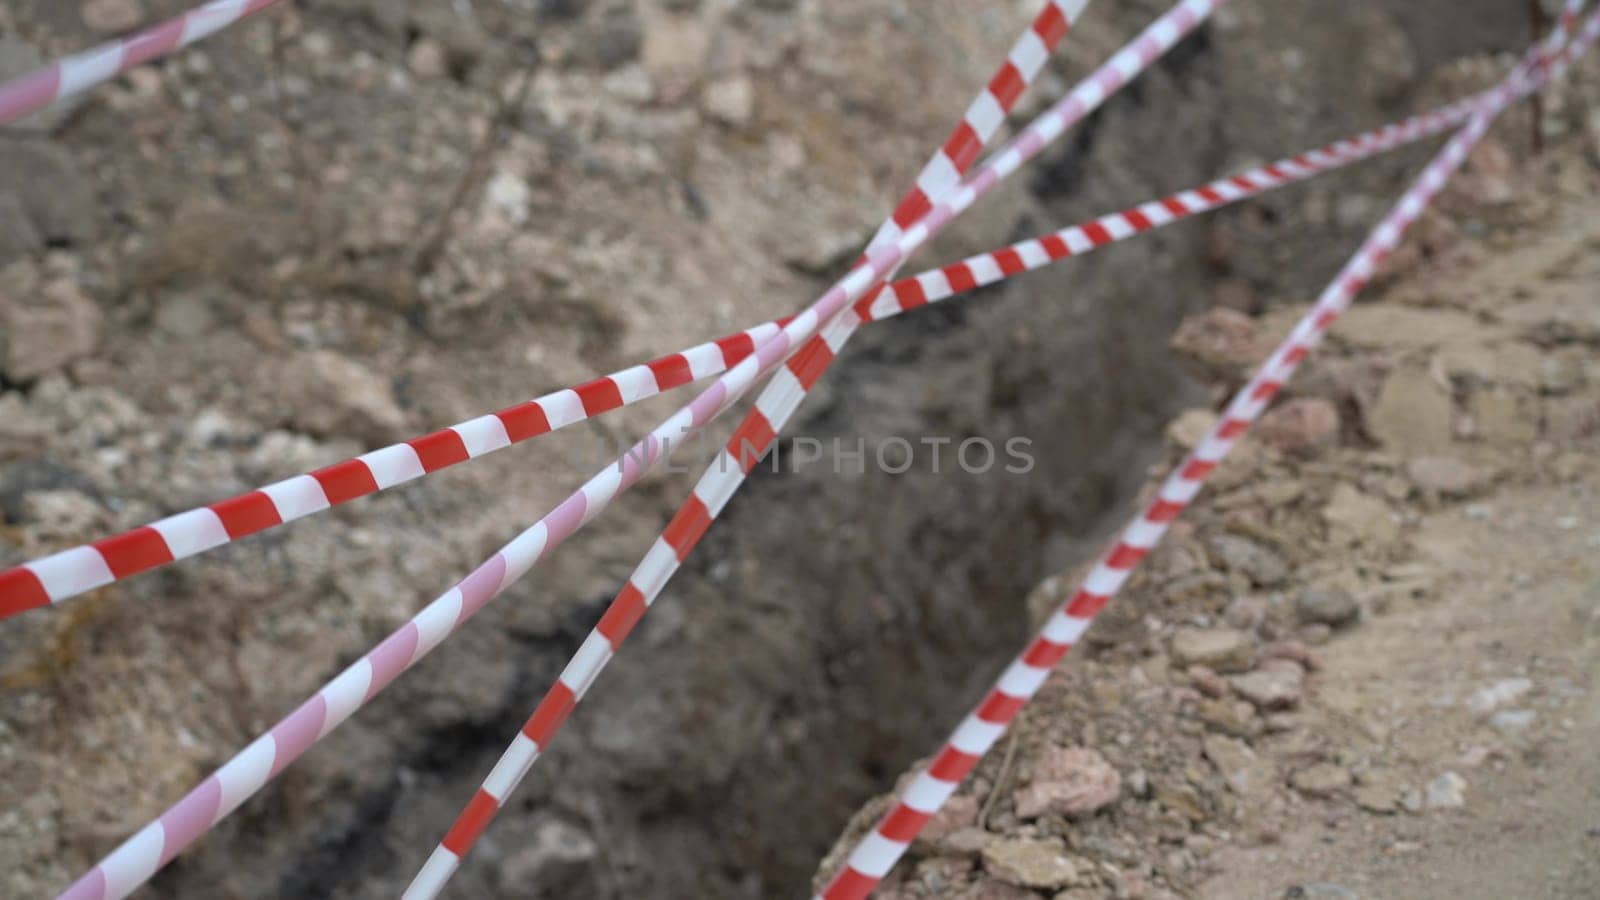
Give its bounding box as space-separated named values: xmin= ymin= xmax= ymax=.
xmin=1013 ymin=746 xmax=1121 ymax=818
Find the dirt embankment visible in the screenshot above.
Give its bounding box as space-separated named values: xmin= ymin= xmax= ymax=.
xmin=1 ymin=1 xmax=1589 ymax=898
xmin=817 ymin=76 xmax=1600 ymax=900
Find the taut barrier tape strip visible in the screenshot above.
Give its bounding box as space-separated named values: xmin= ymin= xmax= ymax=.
xmin=0 ymin=83 xmax=1482 ymax=626
xmin=38 ymin=4 xmax=1589 ymax=896
xmin=814 ymin=9 xmax=1598 ymax=899
xmin=57 ymin=0 xmax=1121 ymax=894
xmin=404 ymin=0 xmax=1101 ymax=889
xmin=410 ymin=0 xmax=1224 ymax=895
xmin=0 ymin=79 xmax=1478 ymax=626
xmin=0 ymin=0 xmax=287 ymax=127
xmin=0 ymin=321 xmax=794 ymax=621
xmin=0 ymin=0 xmax=1086 ymax=622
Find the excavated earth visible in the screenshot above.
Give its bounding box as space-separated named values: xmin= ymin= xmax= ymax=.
xmin=0 ymin=1 xmax=1592 ymax=898
xmin=817 ymin=41 xmax=1600 ymax=900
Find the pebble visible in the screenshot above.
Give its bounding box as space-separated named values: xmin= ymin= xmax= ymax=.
xmin=1425 ymin=772 xmax=1467 ymax=809
xmin=1255 ymin=398 xmax=1340 ymax=452
xmin=1323 ymin=484 xmax=1401 ymax=546
xmin=1488 ymin=708 xmax=1536 ymax=736
xmin=1 ymin=278 xmax=104 ymax=381
xmin=1206 ymin=533 xmax=1290 ymax=586
xmin=1294 ymin=587 xmax=1358 ymax=627
xmin=1290 ymin=763 xmax=1352 ymax=797
xmin=1014 ymin=746 xmax=1121 ymax=818
xmin=497 ymin=819 xmax=598 ymax=888
xmin=702 ymin=74 xmax=755 ymax=126
xmin=83 ymin=0 xmax=144 ymax=34
xmin=981 ymin=837 xmax=1082 ymax=890
xmin=1285 ymin=885 xmax=1358 ymax=900
xmin=1172 ymin=627 xmax=1256 ymax=673
xmin=1229 ymin=668 xmax=1303 ymax=710
xmin=1465 ymin=677 xmax=1533 ymax=713
xmin=1405 ymin=456 xmax=1485 ymax=496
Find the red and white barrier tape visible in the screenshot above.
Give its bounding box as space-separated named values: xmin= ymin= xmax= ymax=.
xmin=410 ymin=0 xmax=1227 ymax=895
xmin=404 ymin=0 xmax=1095 ymax=894
xmin=0 ymin=80 xmax=1471 ymax=626
xmin=0 ymin=0 xmax=286 ymax=127
xmin=56 ymin=0 xmax=1114 ymax=894
xmin=0 ymin=321 xmax=791 ymax=622
xmin=814 ymin=10 xmax=1598 ymax=899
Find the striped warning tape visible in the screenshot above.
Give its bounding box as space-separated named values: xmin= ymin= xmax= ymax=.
xmin=813 ymin=9 xmax=1598 ymax=899
xmin=54 ymin=0 xmax=1114 ymax=895
xmin=0 ymin=320 xmax=790 ymax=621
xmin=45 ymin=4 xmax=1590 ymax=896
xmin=0 ymin=0 xmax=287 ymax=127
xmin=0 ymin=76 xmax=1464 ymax=626
xmin=408 ymin=0 xmax=1224 ymax=895
xmin=0 ymin=52 xmax=1504 ymax=627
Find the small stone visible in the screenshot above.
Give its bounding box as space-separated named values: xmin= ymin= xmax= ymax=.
xmin=1322 ymin=484 xmax=1400 ymax=546
xmin=1223 ymin=596 xmax=1267 ymax=630
xmin=1206 ymin=533 xmax=1290 ymax=586
xmin=1189 ymin=665 xmax=1228 ymax=698
xmin=1291 ymin=763 xmax=1352 ymax=797
xmin=1262 ymin=640 xmax=1323 ymax=671
xmin=1294 ymin=587 xmax=1358 ymax=627
xmin=1405 ymin=456 xmax=1485 ymax=496
xmin=1166 ymin=408 xmax=1219 ymax=451
xmin=1229 ymin=668 xmax=1303 ymax=710
xmin=922 ymin=793 xmax=979 ymax=842
xmin=1353 ymin=770 xmax=1406 ymax=814
xmin=0 ymin=278 xmax=103 ymax=381
xmin=273 ymin=350 xmax=408 ymax=444
xmin=407 ymin=38 xmax=450 ymax=78
xmin=1203 ymin=734 xmax=1272 ymax=797
xmin=1153 ymin=778 xmax=1210 ymax=822
xmin=83 ymin=0 xmax=144 ymax=34
xmin=981 ymin=837 xmax=1082 ymax=890
xmin=1171 ymin=627 xmax=1255 ymax=673
xmin=1285 ymin=885 xmax=1359 ymax=900
xmin=480 ymin=169 xmax=532 ymax=227
xmin=936 ymin=826 xmax=993 ymax=857
xmin=1425 ymin=772 xmax=1466 ymax=809
xmin=702 ymin=74 xmax=755 ymax=126
xmin=1469 ymin=387 xmax=1538 ymax=445
xmin=0 ymin=194 xmax=42 ymax=264
xmin=1197 ymin=698 xmax=1259 ymax=738
xmin=1488 ymin=708 xmax=1536 ymax=736
xmin=1465 ymin=677 xmax=1532 ymax=713
xmin=1171 ymin=307 xmax=1260 ymax=378
xmin=1300 ymin=623 xmax=1333 ymax=645
xmin=1369 ymin=369 xmax=1453 ymax=454
xmin=1256 ymin=398 xmax=1340 ymax=452
xmin=1014 ymin=746 xmax=1121 ymax=818
xmin=497 ymin=819 xmax=598 ymax=890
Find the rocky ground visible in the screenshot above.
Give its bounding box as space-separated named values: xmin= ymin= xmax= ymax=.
xmin=2 ymin=1 xmax=1597 ymax=898
xmin=816 ymin=111 xmax=1600 ymax=899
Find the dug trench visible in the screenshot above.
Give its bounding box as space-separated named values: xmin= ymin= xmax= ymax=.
xmin=0 ymin=1 xmax=1552 ymax=898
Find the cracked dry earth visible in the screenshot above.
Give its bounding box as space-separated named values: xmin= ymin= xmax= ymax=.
xmin=817 ymin=117 xmax=1600 ymax=900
